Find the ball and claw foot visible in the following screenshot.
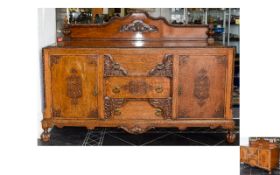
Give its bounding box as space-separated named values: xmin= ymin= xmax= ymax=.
xmin=226 ymin=130 xmax=236 ymax=144
xmin=41 ymin=129 xmax=50 ymax=142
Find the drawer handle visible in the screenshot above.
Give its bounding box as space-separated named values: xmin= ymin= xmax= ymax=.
xmin=114 ymin=108 xmax=121 ymax=115
xmin=155 ymin=86 xmax=163 ymax=93
xmin=112 ymin=86 xmax=120 ymax=94
xmin=155 ymin=108 xmax=162 ymax=116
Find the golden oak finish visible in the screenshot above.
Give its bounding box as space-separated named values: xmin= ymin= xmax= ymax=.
xmin=41 ymin=12 xmax=236 ymax=143
xmin=241 ymin=139 xmax=280 ymax=174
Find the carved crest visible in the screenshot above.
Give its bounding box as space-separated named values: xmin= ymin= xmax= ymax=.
xmin=120 ymin=20 xmax=158 ymax=33
xmin=104 ymin=97 xmax=127 ymax=119
xmin=66 ymin=68 xmax=82 ymax=105
xmin=193 ymin=68 xmax=210 ymax=106
xmin=104 ymin=54 xmax=128 ymax=77
xmin=149 ymin=54 xmax=173 ymax=77
xmin=149 ymin=98 xmax=172 ymax=119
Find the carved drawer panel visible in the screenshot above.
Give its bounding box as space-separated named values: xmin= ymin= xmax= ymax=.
xmin=104 ymin=97 xmax=172 ymax=120
xmin=105 ymin=77 xmax=171 ymax=98
xmin=104 ymin=53 xmax=173 ymax=77
xmin=50 ymin=55 xmax=98 ymax=118
xmin=177 ymin=54 xmax=227 ymax=119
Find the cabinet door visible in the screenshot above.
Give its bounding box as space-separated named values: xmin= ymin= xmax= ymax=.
xmin=177 ymin=55 xmax=228 ymax=118
xmin=258 ymin=149 xmax=270 ymax=169
xmin=50 ymin=55 xmax=98 ymax=118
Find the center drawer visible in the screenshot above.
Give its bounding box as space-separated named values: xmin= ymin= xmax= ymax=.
xmin=105 ymin=77 xmax=171 ymax=98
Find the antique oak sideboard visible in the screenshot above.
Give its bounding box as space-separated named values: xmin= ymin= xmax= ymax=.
xmin=240 ymin=139 xmax=280 ymax=174
xmin=41 ymin=12 xmax=236 ymax=143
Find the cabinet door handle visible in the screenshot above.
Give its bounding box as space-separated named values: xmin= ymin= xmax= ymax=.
xmin=114 ymin=108 xmax=121 ymax=115
xmin=155 ymin=108 xmax=162 ymax=116
xmin=112 ymin=86 xmax=120 ymax=94
xmin=155 ymin=86 xmax=163 ymax=93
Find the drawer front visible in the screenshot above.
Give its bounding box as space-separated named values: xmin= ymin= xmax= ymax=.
xmin=177 ymin=54 xmax=228 ymax=119
xmin=104 ymin=99 xmax=171 ymax=120
xmin=104 ymin=52 xmax=172 ymax=77
xmin=105 ymin=77 xmax=171 ymax=98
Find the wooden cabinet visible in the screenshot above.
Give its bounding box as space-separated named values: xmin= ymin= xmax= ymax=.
xmin=41 ymin=12 xmax=236 ymax=143
xmin=240 ymin=139 xmax=280 ymax=174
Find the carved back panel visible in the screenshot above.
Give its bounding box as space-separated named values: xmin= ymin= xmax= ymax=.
xmin=177 ymin=54 xmax=227 ymax=118
xmin=65 ymin=12 xmax=208 ymax=41
xmin=50 ymin=55 xmax=98 ymax=118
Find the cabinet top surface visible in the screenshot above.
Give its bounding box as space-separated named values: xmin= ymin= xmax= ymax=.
xmin=45 ymin=40 xmax=233 ymax=49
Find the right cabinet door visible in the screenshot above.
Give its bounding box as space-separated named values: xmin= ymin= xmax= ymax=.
xmin=258 ymin=149 xmax=270 ymax=169
xmin=177 ymin=54 xmax=229 ymax=118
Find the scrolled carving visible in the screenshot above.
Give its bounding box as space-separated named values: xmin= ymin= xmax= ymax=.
xmin=216 ymin=55 xmax=227 ymax=65
xmin=193 ymin=68 xmax=210 ymax=106
xmin=120 ymin=125 xmax=154 ymax=134
xmin=52 ymin=108 xmax=61 ymax=117
xmin=104 ymin=54 xmax=128 ymax=77
xmin=149 ymin=98 xmax=172 ymax=119
xmin=50 ymin=55 xmax=60 ymax=67
xmin=88 ymin=109 xmax=98 ymax=118
xmin=66 ymin=68 xmax=82 ymax=105
xmin=120 ymin=20 xmax=158 ymax=33
xmin=179 ymin=55 xmax=189 ymax=65
xmin=104 ymin=97 xmax=127 ymax=119
xmin=87 ymin=55 xmax=98 ymax=65
xmin=149 ymin=54 xmax=173 ymax=77
xmin=212 ymin=104 xmax=224 ymax=118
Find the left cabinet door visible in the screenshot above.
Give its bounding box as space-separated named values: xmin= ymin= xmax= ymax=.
xmin=50 ymin=55 xmax=98 ymax=118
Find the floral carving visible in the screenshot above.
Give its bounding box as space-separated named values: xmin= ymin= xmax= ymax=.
xmin=123 ymin=80 xmax=151 ymax=95
xmin=104 ymin=54 xmax=128 ymax=77
xmin=179 ymin=55 xmax=189 ymax=65
xmin=88 ymin=109 xmax=98 ymax=118
xmin=216 ymin=56 xmax=227 ymax=65
xmin=87 ymin=55 xmax=98 ymax=65
xmin=120 ymin=125 xmax=154 ymax=134
xmin=212 ymin=104 xmax=224 ymax=118
xmin=149 ymin=54 xmax=173 ymax=77
xmin=149 ymin=98 xmax=172 ymax=119
xmin=52 ymin=108 xmax=61 ymax=117
xmin=193 ymin=68 xmax=210 ymax=106
xmin=50 ymin=55 xmax=60 ymax=67
xmin=120 ymin=20 xmax=158 ymax=32
xmin=104 ymin=97 xmax=127 ymax=119
xmin=66 ymin=68 xmax=82 ymax=105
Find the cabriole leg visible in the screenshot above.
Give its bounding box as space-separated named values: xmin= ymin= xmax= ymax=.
xmin=226 ymin=129 xmax=236 ymax=144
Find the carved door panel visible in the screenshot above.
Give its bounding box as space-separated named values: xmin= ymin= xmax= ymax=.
xmin=177 ymin=55 xmax=227 ymax=118
xmin=240 ymin=147 xmax=248 ymax=163
xmin=50 ymin=55 xmax=98 ymax=118
xmin=258 ymin=149 xmax=270 ymax=169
